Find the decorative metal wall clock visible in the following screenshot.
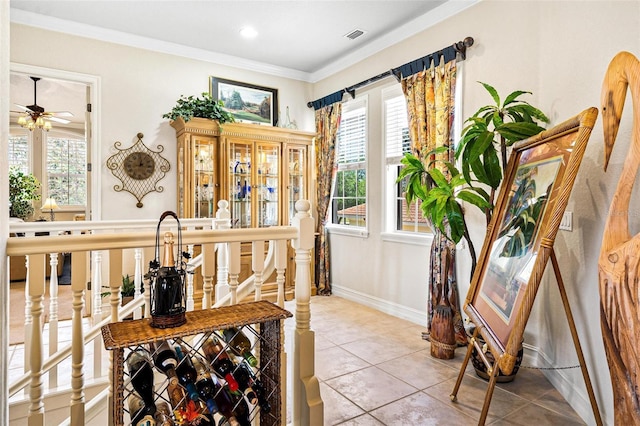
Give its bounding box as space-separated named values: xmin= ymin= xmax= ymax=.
xmin=107 ymin=132 xmax=170 ymax=208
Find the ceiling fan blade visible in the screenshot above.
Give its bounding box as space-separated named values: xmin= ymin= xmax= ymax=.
xmin=46 ymin=111 xmax=74 ymax=117
xmin=13 ymin=103 xmax=32 ymax=112
xmin=47 ymin=116 xmax=72 ymax=124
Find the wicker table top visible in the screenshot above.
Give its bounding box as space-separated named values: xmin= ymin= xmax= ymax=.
xmin=101 ymin=300 xmax=292 ymax=350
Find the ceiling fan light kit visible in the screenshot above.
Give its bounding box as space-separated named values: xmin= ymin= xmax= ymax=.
xmin=14 ymin=76 xmax=73 ymax=131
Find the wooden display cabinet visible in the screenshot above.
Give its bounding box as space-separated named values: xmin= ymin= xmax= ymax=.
xmin=171 ymin=118 xmax=315 ymax=300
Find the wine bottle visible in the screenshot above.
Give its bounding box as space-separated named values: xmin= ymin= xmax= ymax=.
xmin=153 ymin=232 xmax=184 ymax=316
xmin=222 ymin=328 xmax=258 ymax=367
xmin=191 ymin=355 xmax=221 ymax=416
xmin=150 ymin=340 xmax=178 ymax=377
xmin=128 ymin=391 xmax=156 ymax=426
xmin=126 ymin=349 xmax=157 ymax=419
xmin=240 ymin=362 xmax=270 ymax=414
xmin=233 ymin=364 xmax=258 ymax=406
xmin=224 ymin=389 xmax=252 ymax=426
xmin=174 ymin=344 xmax=201 ymax=402
xmin=165 ymin=369 xmax=188 ymax=424
xmin=153 ymin=401 xmax=175 ymax=426
xmin=201 ymin=335 xmax=240 ymax=392
xmin=212 ymin=386 xmax=242 ymax=426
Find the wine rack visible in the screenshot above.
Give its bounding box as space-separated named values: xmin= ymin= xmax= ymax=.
xmin=101 ymin=301 xmax=292 ymax=426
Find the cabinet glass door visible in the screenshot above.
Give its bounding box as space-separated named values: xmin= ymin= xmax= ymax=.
xmin=194 ymin=142 xmax=216 ymax=218
xmin=229 ymin=142 xmax=252 ymax=228
xmin=287 ymin=146 xmax=307 ymax=224
xmin=256 ymin=143 xmax=280 ymax=227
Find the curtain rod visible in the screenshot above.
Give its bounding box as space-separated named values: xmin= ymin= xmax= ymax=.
xmin=307 ymin=36 xmax=474 ymax=110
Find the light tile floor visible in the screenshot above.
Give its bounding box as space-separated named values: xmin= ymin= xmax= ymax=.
xmin=9 ymin=295 xmax=586 ymax=425
xmin=285 ymin=295 xmax=586 ymax=426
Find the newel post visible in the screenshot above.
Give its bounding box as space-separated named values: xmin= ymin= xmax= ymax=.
xmin=291 ymin=199 xmax=323 ymax=426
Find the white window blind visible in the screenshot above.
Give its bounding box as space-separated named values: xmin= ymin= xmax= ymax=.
xmin=47 ymin=134 xmax=87 ymax=206
xmin=9 ymin=134 xmax=29 ymax=173
xmin=385 ymin=95 xmax=410 ymax=164
xmin=338 ymin=103 xmax=366 ymax=165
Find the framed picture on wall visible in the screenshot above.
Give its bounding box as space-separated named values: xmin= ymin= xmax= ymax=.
xmin=463 ymin=107 xmax=598 ymax=376
xmin=210 ymin=77 xmax=278 ymax=126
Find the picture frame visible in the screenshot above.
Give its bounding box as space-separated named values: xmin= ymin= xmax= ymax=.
xmin=210 ymin=77 xmax=278 ymax=126
xmin=463 ymin=108 xmax=598 ymax=376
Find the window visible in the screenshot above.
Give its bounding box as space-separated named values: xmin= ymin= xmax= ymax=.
xmin=331 ymin=97 xmax=367 ymax=227
xmin=9 ymin=132 xmax=29 ymax=173
xmin=46 ymin=134 xmax=87 ymax=206
xmin=383 ymin=86 xmax=430 ymax=235
xmin=8 ymin=129 xmax=87 ymax=209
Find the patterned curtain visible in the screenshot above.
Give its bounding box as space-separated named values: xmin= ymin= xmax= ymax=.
xmin=314 ymin=104 xmax=342 ymax=295
xmin=401 ymin=58 xmax=467 ymax=346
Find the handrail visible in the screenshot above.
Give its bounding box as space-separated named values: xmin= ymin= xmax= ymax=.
xmin=9 ymin=218 xmax=215 ymax=234
xmin=7 ymin=226 xmax=298 ymax=256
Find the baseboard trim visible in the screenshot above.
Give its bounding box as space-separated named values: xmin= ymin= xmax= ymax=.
xmin=524 ymin=343 xmax=594 ymax=424
xmin=330 ymin=284 xmax=427 ymax=327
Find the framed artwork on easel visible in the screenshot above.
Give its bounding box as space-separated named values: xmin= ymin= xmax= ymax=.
xmin=463 ymin=108 xmax=597 ymax=376
xmin=451 ymin=107 xmax=600 ymax=424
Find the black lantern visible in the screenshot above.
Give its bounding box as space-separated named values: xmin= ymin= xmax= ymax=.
xmin=146 ymin=211 xmax=188 ymax=328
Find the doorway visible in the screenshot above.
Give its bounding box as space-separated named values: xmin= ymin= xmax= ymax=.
xmin=9 ymin=64 xmax=100 ymax=220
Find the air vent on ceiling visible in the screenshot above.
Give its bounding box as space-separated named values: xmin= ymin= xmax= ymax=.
xmin=344 ymin=29 xmax=366 ymax=40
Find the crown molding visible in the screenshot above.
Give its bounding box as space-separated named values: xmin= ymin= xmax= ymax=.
xmin=11 ymin=1 xmax=478 ymax=84
xmin=10 ymin=9 xmax=312 ymax=82
xmin=309 ymin=0 xmax=478 ymax=83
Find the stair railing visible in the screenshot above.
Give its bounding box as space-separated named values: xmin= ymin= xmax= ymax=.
xmin=6 ymin=199 xmax=322 ymax=425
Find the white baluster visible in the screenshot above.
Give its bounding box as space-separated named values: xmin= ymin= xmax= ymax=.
xmin=275 ymin=239 xmax=287 ymax=307
xmin=48 ymin=253 xmax=59 ymax=390
xmin=134 ymin=248 xmax=142 ymax=320
xmin=186 ymin=243 xmax=195 ymax=311
xmin=109 ymin=250 xmax=123 ymax=322
xmin=252 ymin=241 xmax=265 ymax=301
xmin=291 ymin=200 xmax=323 ymax=425
xmin=92 ymin=251 xmax=104 ymax=318
xmin=23 ymin=255 xmax=32 ymax=377
xmin=201 ymin=243 xmax=215 ymax=309
xmin=215 ymin=200 xmax=231 ymax=301
xmin=70 ymin=251 xmax=86 ymax=424
xmin=27 ymin=254 xmax=46 ymax=425
xmin=228 ymin=242 xmax=241 ymax=305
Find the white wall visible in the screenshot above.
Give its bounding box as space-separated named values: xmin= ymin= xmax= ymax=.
xmin=315 ymin=1 xmax=640 ymax=424
xmin=10 ymin=24 xmax=316 ymax=220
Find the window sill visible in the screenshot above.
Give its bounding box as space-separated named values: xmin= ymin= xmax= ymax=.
xmin=380 ymin=232 xmax=433 ymax=246
xmin=326 ymin=225 xmax=369 ymax=238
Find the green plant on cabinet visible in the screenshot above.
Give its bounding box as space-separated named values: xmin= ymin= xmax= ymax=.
xmin=163 ymin=92 xmax=235 ymax=124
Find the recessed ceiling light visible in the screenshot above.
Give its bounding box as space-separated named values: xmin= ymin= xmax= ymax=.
xmin=240 ymin=27 xmax=258 ymax=39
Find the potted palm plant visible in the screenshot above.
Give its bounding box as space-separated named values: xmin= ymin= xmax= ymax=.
xmin=399 ymin=82 xmax=548 ymax=376
xmin=399 ymin=82 xmax=549 ymax=278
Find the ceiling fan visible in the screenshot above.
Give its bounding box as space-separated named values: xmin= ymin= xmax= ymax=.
xmin=12 ymin=76 xmax=73 ymax=130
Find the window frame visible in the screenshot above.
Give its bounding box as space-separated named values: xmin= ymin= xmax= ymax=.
xmin=380 ymin=85 xmax=432 ymax=244
xmin=327 ymin=95 xmax=369 ymax=237
xmin=44 ymin=129 xmax=88 ymax=209
xmin=9 ymin=126 xmax=88 ymax=214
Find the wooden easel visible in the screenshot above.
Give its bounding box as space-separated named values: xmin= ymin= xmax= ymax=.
xmin=450 ymin=249 xmax=603 ymax=426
